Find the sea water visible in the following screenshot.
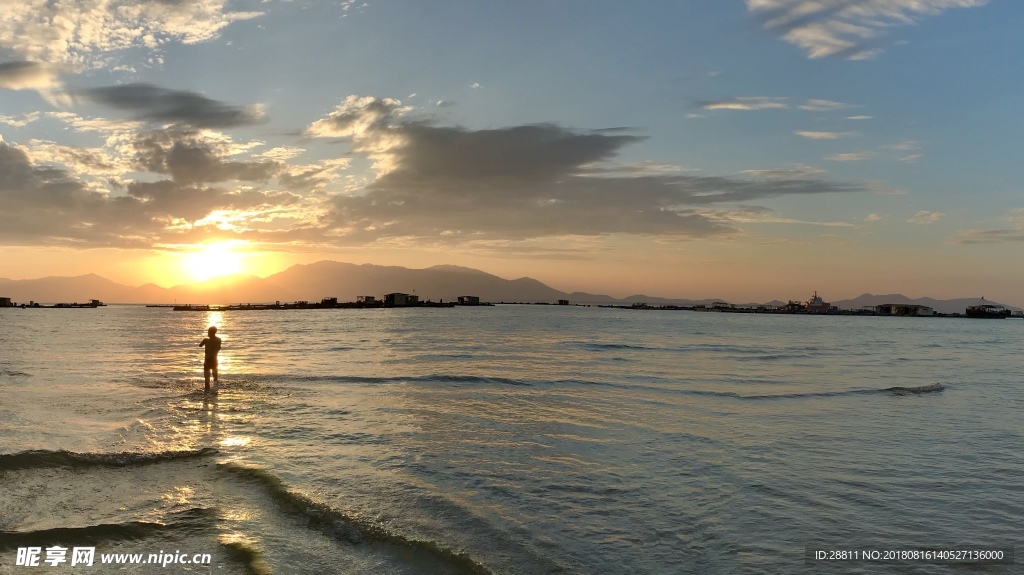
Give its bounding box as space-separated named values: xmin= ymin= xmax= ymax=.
xmin=0 ymin=305 xmax=1020 ymax=574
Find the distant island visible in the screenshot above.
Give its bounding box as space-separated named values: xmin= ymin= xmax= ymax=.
xmin=0 ymin=261 xmax=1020 ymax=315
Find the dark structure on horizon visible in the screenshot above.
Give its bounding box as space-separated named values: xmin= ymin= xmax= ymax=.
xmin=875 ymin=304 xmax=936 ymax=316
xmin=384 ymin=293 xmax=419 ymax=307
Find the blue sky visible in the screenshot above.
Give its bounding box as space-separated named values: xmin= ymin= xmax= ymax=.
xmin=0 ymin=0 xmax=1020 ymax=304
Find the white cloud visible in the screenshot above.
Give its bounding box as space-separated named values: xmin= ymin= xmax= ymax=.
xmin=898 ymin=154 xmax=923 ymax=163
xmin=907 ymin=210 xmax=944 ymax=224
xmin=846 ymin=115 xmax=873 ymax=120
xmin=748 ymin=0 xmax=989 ymax=60
xmin=341 ymin=1 xmax=369 ymax=11
xmin=470 ymin=82 xmax=482 ymax=89
xmin=0 ymin=0 xmax=264 ymax=64
xmin=306 ymin=95 xmax=410 ymax=140
xmin=795 ymin=130 xmax=855 ymax=139
xmin=864 ymin=213 xmax=885 ymax=222
xmin=0 ymin=112 xmax=40 ymax=127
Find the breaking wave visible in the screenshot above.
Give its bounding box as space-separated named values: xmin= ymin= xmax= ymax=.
xmin=0 ymin=447 xmax=218 ymax=472
xmin=0 ymin=508 xmax=216 ymax=550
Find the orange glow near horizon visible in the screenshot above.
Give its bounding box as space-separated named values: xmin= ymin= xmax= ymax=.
xmin=131 ymin=244 xmax=301 ymax=287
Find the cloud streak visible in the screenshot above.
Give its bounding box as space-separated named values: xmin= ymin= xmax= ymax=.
xmin=826 ymin=151 xmax=875 ymax=161
xmin=799 ymin=99 xmax=857 ymax=111
xmin=695 ymin=97 xmax=788 ymax=111
xmin=952 ymin=210 xmax=1024 ymax=244
xmin=741 ymin=164 xmax=826 ymax=179
xmin=795 ymin=131 xmax=855 ymax=139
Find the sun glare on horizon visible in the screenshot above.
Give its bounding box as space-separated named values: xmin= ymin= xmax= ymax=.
xmin=184 ymin=242 xmax=245 ymax=282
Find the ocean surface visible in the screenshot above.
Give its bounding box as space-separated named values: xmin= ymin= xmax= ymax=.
xmin=0 ymin=305 xmax=1020 ymax=574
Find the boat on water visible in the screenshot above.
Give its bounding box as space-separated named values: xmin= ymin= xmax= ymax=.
xmin=805 ymin=291 xmax=835 ymax=314
xmin=965 ymin=298 xmax=1011 ymax=319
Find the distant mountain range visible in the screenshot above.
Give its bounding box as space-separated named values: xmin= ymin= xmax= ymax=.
xmin=829 ymin=293 xmax=1020 ymax=315
xmin=0 ymin=261 xmax=1018 ymax=314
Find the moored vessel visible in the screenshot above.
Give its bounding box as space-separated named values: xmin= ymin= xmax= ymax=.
xmin=965 ymin=298 xmax=1011 ymax=319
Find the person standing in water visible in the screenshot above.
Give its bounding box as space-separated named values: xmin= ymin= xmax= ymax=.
xmin=199 ymin=326 xmax=222 ymax=393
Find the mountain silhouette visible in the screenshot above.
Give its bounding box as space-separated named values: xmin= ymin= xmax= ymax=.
xmin=0 ymin=262 xmax=1019 ymax=312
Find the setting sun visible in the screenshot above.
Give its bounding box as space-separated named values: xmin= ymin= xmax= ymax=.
xmin=184 ymin=243 xmax=244 ymax=282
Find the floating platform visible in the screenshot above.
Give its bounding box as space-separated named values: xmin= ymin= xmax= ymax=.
xmin=12 ymin=300 xmax=106 ymax=309
xmin=170 ymin=298 xmax=459 ymax=311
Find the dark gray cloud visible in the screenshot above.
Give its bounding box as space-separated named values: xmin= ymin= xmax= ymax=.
xmin=130 ymin=129 xmax=281 ymax=183
xmin=80 ymin=83 xmax=265 ymax=128
xmin=309 ymin=96 xmax=860 ymax=243
xmin=383 ymin=123 xmax=644 ymax=182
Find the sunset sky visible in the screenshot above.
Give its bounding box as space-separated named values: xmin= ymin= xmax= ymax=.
xmin=1 ymin=0 xmax=1020 ymax=304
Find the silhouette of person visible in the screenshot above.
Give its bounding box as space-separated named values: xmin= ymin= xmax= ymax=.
xmin=199 ymin=326 xmax=222 ymax=393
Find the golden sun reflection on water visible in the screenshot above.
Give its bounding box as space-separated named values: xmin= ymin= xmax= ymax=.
xmin=160 ymin=485 xmax=195 ymax=507
xmin=205 ymin=311 xmax=224 ymax=330
xmin=220 ymin=509 xmax=254 ymax=522
xmin=219 ymin=436 xmax=252 ymax=448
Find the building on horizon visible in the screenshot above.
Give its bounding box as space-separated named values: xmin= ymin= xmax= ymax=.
xmin=357 ymin=296 xmax=376 ymax=303
xmin=384 ymin=293 xmax=419 ymax=307
xmin=0 ymin=297 xmax=12 ymax=307
xmin=458 ymin=296 xmax=480 ymax=305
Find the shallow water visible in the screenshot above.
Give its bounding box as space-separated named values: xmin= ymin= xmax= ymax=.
xmin=0 ymin=306 xmax=1020 ymax=574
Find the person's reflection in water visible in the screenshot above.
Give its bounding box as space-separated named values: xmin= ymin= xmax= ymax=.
xmin=199 ymin=326 xmax=222 ymax=394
